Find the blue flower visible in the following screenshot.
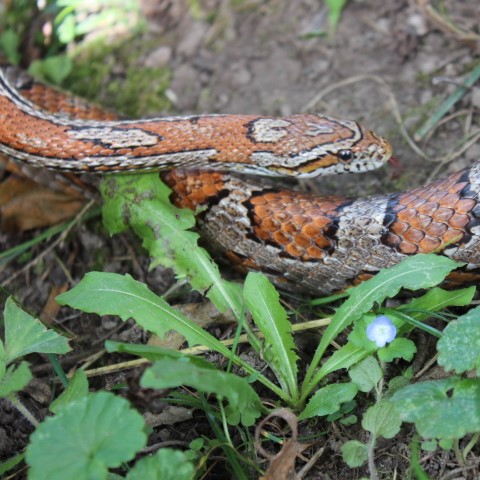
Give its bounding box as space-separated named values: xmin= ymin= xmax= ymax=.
xmin=366 ymin=315 xmax=397 ymax=348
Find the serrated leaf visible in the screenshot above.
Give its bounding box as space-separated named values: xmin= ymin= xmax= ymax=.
xmin=59 ymin=274 xmax=285 ymax=402
xmin=362 ymin=400 xmax=401 ymax=439
xmin=50 ymin=370 xmax=89 ymax=414
xmin=341 ymin=440 xmax=368 ymax=468
xmin=101 ymin=175 xmax=242 ymax=316
xmin=126 ymin=449 xmax=195 ymax=480
xmin=303 ymin=255 xmax=460 ymax=397
xmin=0 ymin=361 xmax=32 ymax=397
xmin=314 ymin=342 xmax=371 ymax=381
xmin=378 ymin=338 xmax=416 ymax=362
xmin=26 ymin=392 xmax=146 ymax=480
xmin=401 ymin=286 xmax=476 ymax=320
xmin=3 ymin=297 xmax=70 ymax=363
xmin=437 ymin=305 xmax=480 ymax=373
xmin=244 ymin=273 xmax=298 ymax=398
xmin=392 ymin=378 xmax=480 ymax=438
xmin=299 ymin=383 xmax=358 ymax=420
xmin=57 ymin=272 xmax=233 ymax=358
xmin=349 ymin=356 xmax=382 ymax=392
xmin=141 ymin=358 xmax=262 ymax=426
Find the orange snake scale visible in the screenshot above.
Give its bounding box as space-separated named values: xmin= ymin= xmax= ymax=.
xmin=1 ymin=64 xmax=479 ymax=295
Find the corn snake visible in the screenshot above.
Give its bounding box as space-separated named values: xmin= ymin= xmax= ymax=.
xmin=1 ymin=65 xmax=479 ymax=295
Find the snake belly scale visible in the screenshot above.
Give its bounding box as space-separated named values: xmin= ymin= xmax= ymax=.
xmin=1 ymin=64 xmax=480 ymax=295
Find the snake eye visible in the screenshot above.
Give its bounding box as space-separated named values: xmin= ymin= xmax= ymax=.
xmin=338 ymin=150 xmax=353 ymax=162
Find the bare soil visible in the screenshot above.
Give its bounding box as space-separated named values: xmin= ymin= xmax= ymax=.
xmin=1 ymin=0 xmax=480 ymax=478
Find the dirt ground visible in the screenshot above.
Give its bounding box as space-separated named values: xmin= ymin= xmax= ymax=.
xmin=1 ymin=0 xmax=480 ymax=478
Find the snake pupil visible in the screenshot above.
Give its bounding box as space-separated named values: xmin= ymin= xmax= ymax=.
xmin=338 ymin=150 xmax=353 ymax=162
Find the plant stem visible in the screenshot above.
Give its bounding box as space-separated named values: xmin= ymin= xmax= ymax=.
xmin=367 ymin=433 xmax=379 ymax=480
xmin=219 ymin=402 xmax=234 ymax=447
xmin=452 ymin=439 xmax=464 ymax=466
xmin=463 ymin=432 xmax=480 ymax=461
xmin=8 ymin=394 xmax=40 ymax=427
xmin=409 ymin=434 xmax=430 ymax=480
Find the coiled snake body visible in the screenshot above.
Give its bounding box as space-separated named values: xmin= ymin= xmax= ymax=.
xmin=1 ymin=65 xmax=479 ymax=295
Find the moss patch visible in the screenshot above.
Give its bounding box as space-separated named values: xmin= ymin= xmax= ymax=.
xmin=64 ymin=38 xmax=172 ymax=118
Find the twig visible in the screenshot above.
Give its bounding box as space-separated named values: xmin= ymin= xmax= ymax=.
xmin=1 ymin=199 xmax=95 ymax=287
xmin=8 ymin=394 xmax=40 ymax=427
xmin=302 ymin=73 xmax=430 ymax=161
xmin=82 ymin=317 xmax=332 ymax=378
xmin=297 ymin=445 xmax=325 ymax=479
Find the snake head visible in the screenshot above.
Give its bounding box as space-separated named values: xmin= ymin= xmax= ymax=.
xmin=304 ymin=125 xmax=394 ymax=177
xmin=245 ymin=114 xmax=393 ymax=178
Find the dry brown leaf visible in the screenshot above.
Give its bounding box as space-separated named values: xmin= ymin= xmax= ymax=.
xmin=40 ymin=284 xmax=69 ymax=327
xmin=0 ymin=174 xmax=87 ymax=232
xmin=255 ymin=409 xmax=300 ymax=480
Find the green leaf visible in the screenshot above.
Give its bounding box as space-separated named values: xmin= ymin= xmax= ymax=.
xmin=3 ymin=297 xmax=70 ymax=364
xmin=340 ymin=415 xmax=357 ymax=426
xmin=326 ymin=0 xmax=348 ymax=34
xmin=0 ymin=452 xmax=25 ymax=476
xmin=438 ymin=439 xmax=453 ymax=450
xmin=101 ymin=175 xmax=243 ymax=316
xmin=105 ymin=340 xmax=214 ymax=368
xmin=400 ymin=286 xmax=475 ymax=321
xmin=26 ymin=392 xmax=147 ymax=480
xmin=0 ymin=341 xmax=6 ymax=382
xmin=244 ymin=273 xmax=298 ymax=398
xmin=126 ymin=449 xmax=195 ymax=480
xmin=437 ymin=305 xmax=480 ymax=373
xmin=313 ymin=342 xmax=371 ymax=381
xmin=56 ymin=13 xmax=77 ymax=43
xmin=58 ymin=273 xmax=233 ymax=358
xmin=362 ymin=400 xmax=401 ymax=439
xmin=392 ymin=378 xmax=480 ymax=438
xmin=387 ymin=375 xmax=411 ymax=396
xmin=50 ymin=370 xmax=89 ymax=414
xmin=421 ymin=440 xmax=437 ymax=452
xmin=0 ymin=29 xmax=20 ymax=65
xmin=299 ymin=383 xmax=358 ymax=420
xmin=378 ymin=338 xmax=416 ymax=362
xmin=59 ymin=273 xmax=288 ymax=402
xmin=28 ymin=55 xmax=73 ymax=85
xmin=302 ymin=255 xmax=460 ymax=400
xmin=141 ymin=358 xmax=262 ymax=426
xmin=349 ymin=356 xmax=382 ymax=393
xmin=341 ymin=440 xmax=368 ymax=468
xmin=0 ymin=362 xmax=32 ymax=397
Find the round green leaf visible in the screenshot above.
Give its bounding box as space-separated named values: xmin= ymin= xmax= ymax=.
xmin=26 ymin=392 xmax=147 ymax=480
xmin=299 ymin=383 xmax=358 ymax=420
xmin=341 ymin=440 xmax=368 ymax=468
xmin=437 ymin=305 xmax=480 ymax=373
xmin=349 ymin=356 xmax=382 ymax=393
xmin=378 ymin=337 xmax=416 ymax=362
xmin=392 ymin=378 xmax=480 ymax=439
xmin=362 ymin=400 xmax=401 ymax=439
xmin=126 ymin=449 xmax=195 ymax=480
